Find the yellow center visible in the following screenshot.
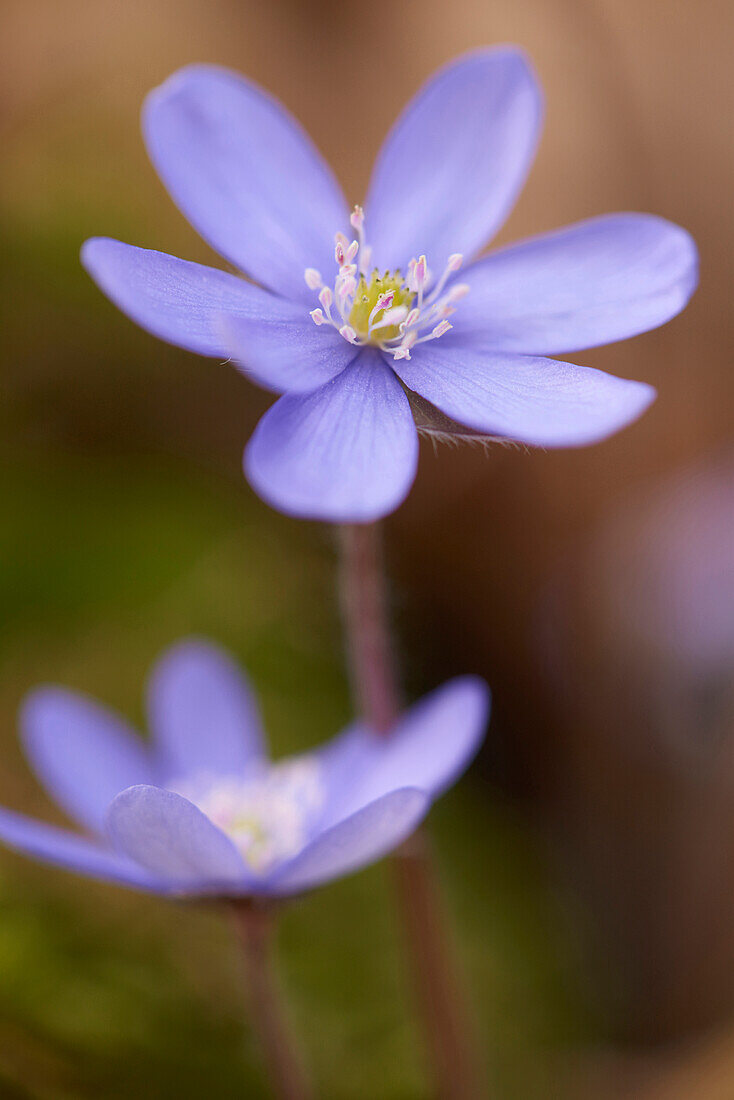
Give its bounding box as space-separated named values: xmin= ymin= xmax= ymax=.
xmin=348 ymin=270 xmax=414 ymax=342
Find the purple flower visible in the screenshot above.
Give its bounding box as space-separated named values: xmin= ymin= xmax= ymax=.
xmin=81 ymin=48 xmax=697 ymax=522
xmin=0 ymin=640 xmax=489 ymax=897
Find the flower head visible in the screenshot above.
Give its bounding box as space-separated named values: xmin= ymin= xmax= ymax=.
xmin=0 ymin=640 xmax=489 ymax=897
xmin=82 ymin=48 xmax=698 ymax=522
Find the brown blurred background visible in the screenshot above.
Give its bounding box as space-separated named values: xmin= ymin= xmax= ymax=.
xmin=2 ymin=1 xmax=733 ymax=1097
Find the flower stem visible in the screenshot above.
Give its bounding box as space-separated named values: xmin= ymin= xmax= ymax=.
xmin=230 ymin=901 xmax=312 ymax=1100
xmin=337 ymin=522 xmax=485 ymax=1100
xmin=338 ymin=522 xmax=401 ymax=734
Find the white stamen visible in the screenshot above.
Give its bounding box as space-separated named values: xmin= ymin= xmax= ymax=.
xmin=305 ymin=209 xmax=469 ymax=352
xmin=336 ymin=273 xmax=357 ymax=301
xmin=446 ymin=282 xmax=470 ymax=303
xmin=372 ymin=305 xmax=409 ymax=330
xmin=392 ymin=330 xmax=418 ymax=360
xmin=173 ymin=758 xmax=325 ymax=875
xmin=426 ymin=254 xmax=464 ymax=304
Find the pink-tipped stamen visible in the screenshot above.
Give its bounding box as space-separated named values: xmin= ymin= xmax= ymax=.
xmin=425 ymin=253 xmax=464 ymax=304
xmin=367 ymin=291 xmax=395 ymax=335
xmin=431 ymin=319 xmax=452 ymax=338
xmin=307 ymin=211 xmax=469 ymax=352
xmin=446 ymin=282 xmax=470 ymax=303
xmin=318 ymin=286 xmax=334 ymax=321
xmin=372 ymin=305 xmax=409 ymax=331
xmin=392 ymin=330 xmax=418 ymax=361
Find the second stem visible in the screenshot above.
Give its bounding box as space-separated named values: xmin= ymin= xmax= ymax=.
xmin=337 ymin=522 xmax=485 ymax=1100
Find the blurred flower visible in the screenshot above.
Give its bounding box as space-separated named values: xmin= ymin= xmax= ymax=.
xmin=592 ymin=457 xmax=734 ymax=678
xmin=82 ymin=48 xmax=697 ymax=521
xmin=0 ymin=640 xmax=489 ymax=897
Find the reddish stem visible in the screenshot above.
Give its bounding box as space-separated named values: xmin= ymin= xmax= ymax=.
xmin=337 ymin=522 xmax=485 ymax=1100
xmin=230 ymin=901 xmax=312 ymax=1100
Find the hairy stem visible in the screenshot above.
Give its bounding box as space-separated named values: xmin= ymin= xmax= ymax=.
xmin=338 ymin=522 xmax=401 ymax=734
xmin=337 ymin=522 xmax=485 ymax=1100
xmin=230 ymin=901 xmax=312 ymax=1100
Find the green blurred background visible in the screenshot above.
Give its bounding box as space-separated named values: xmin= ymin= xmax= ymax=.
xmin=2 ymin=1 xmax=733 ymax=1097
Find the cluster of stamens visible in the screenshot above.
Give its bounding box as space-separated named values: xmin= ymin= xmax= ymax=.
xmin=174 ymin=758 xmax=324 ymax=874
xmin=305 ymin=206 xmax=469 ymax=361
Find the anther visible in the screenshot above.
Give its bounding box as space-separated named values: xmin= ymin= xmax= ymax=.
xmin=339 ymin=324 xmax=358 ymax=343
xmin=447 ymin=283 xmax=470 ymax=303
xmin=310 ymin=308 xmax=326 ymax=326
xmin=304 ymin=268 xmax=323 ymax=290
xmin=393 ymin=331 xmax=418 ymax=360
xmin=373 ymin=306 xmax=409 ymax=330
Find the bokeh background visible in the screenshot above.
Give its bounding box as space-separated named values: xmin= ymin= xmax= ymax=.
xmin=2 ymin=1 xmax=733 ymax=1097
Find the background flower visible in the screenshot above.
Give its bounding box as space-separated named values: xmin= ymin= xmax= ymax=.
xmin=82 ymin=49 xmax=696 ymax=522
xmin=0 ymin=639 xmax=489 ymax=898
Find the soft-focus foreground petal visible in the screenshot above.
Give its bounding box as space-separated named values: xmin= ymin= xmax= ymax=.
xmin=20 ymin=688 xmax=153 ymax=835
xmin=391 ymin=339 xmax=655 ymax=447
xmin=266 ymin=788 xmax=429 ymax=895
xmin=219 ymin=305 xmax=358 ymax=395
xmin=147 ymin=639 xmax=265 ymax=783
xmin=244 ymin=349 xmax=418 ymax=522
xmin=460 ymin=214 xmax=698 ymax=354
xmin=0 ymin=807 xmax=165 ymax=891
xmin=365 ymin=48 xmax=542 ymax=273
xmin=143 ymin=65 xmax=348 ymax=303
xmin=82 ymin=239 xmax=286 ymax=358
xmin=320 ymin=677 xmax=490 ymax=829
xmin=106 ymin=785 xmax=248 ymax=892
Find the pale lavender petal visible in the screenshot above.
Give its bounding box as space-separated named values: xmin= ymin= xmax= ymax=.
xmin=20 ymin=688 xmax=153 ymax=835
xmin=460 ymin=214 xmax=698 ymax=354
xmin=81 ymin=238 xmax=282 ymax=358
xmin=219 ymin=306 xmax=358 ymax=395
xmin=365 ymin=48 xmax=542 ymax=273
xmin=319 ymin=677 xmax=489 ymax=829
xmin=147 ymin=639 xmax=265 ymax=784
xmin=391 ymin=339 xmax=655 ymax=447
xmin=244 ymin=349 xmax=418 ymax=522
xmin=143 ymin=65 xmax=348 ymax=303
xmin=106 ymin=785 xmax=248 ymax=891
xmin=0 ymin=806 xmax=165 ymax=892
xmin=266 ymin=789 xmax=429 ymax=895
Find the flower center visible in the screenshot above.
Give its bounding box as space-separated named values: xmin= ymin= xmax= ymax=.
xmin=304 ymin=206 xmax=469 ymax=361
xmin=172 ymin=758 xmax=324 ymax=874
xmin=348 ymin=271 xmax=413 ymax=341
